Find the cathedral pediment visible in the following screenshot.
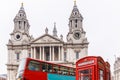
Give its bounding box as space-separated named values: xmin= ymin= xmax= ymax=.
xmin=31 ymin=34 xmax=63 ymax=44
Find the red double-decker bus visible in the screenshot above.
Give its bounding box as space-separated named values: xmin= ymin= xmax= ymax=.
xmin=16 ymin=58 xmax=75 ymax=80
xmin=76 ymin=56 xmax=111 ymax=80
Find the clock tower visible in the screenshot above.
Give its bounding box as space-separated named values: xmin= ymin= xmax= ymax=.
xmin=12 ymin=3 xmax=30 ymax=42
xmin=67 ymin=1 xmax=87 ymax=43
xmin=7 ymin=3 xmax=33 ymax=80
xmin=66 ymin=1 xmax=89 ymax=62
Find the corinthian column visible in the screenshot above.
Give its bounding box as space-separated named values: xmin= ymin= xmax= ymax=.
xmin=50 ymin=46 xmax=51 ymax=61
xmin=43 ymin=47 xmax=44 ymax=60
xmin=39 ymin=46 xmax=41 ymax=60
xmin=53 ymin=46 xmax=54 ymax=61
xmin=31 ymin=47 xmax=33 ymax=58
xmin=34 ymin=47 xmax=36 ymax=59
xmin=58 ymin=46 xmax=61 ymax=61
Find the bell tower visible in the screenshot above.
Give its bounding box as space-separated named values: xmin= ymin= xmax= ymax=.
xmin=66 ymin=1 xmax=89 ymax=63
xmin=12 ymin=3 xmax=30 ymax=42
xmin=67 ymin=1 xmax=87 ymax=43
xmin=7 ymin=3 xmax=33 ymax=80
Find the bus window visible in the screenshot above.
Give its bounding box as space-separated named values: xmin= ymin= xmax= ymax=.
xmin=42 ymin=63 xmax=47 ymax=72
xmin=60 ymin=66 xmax=69 ymax=75
xmin=69 ymin=68 xmax=75 ymax=76
xmin=79 ymin=69 xmax=92 ymax=80
xmin=28 ymin=61 xmax=40 ymax=71
xmin=48 ymin=64 xmax=53 ymax=73
xmin=53 ymin=65 xmax=59 ymax=73
xmin=99 ymin=70 xmax=104 ymax=80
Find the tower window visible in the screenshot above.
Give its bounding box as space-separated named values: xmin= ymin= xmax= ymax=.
xmin=76 ymin=52 xmax=79 ymax=59
xmin=75 ymin=19 xmax=77 ymax=23
xmin=75 ymin=12 xmax=77 ymax=15
xmin=19 ymin=21 xmax=21 ymax=29
xmin=75 ymin=24 xmax=77 ymax=28
xmin=24 ymin=21 xmax=26 ymax=28
xmin=70 ymin=20 xmax=72 ymax=27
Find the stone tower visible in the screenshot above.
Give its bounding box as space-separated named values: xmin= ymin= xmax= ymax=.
xmin=66 ymin=1 xmax=89 ymax=62
xmin=6 ymin=3 xmax=33 ymax=80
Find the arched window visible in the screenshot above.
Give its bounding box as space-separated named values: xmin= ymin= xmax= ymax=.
xmin=24 ymin=21 xmax=26 ymax=28
xmin=19 ymin=21 xmax=21 ymax=29
xmin=75 ymin=19 xmax=77 ymax=23
xmin=75 ymin=12 xmax=77 ymax=15
xmin=75 ymin=24 xmax=77 ymax=28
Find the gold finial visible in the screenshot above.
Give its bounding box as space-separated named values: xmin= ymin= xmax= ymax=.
xmin=74 ymin=0 xmax=76 ymax=6
xmin=21 ymin=2 xmax=24 ymax=7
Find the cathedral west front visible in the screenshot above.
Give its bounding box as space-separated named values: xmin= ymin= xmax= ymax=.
xmin=7 ymin=1 xmax=89 ymax=80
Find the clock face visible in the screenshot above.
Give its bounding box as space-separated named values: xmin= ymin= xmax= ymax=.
xmin=73 ymin=32 xmax=81 ymax=40
xmin=14 ymin=32 xmax=22 ymax=41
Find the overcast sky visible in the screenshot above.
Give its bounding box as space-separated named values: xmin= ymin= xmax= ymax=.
xmin=0 ymin=0 xmax=120 ymax=74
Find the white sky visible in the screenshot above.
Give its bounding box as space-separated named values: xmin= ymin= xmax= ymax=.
xmin=0 ymin=0 xmax=120 ymax=74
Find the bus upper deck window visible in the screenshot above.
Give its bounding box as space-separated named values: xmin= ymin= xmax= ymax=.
xmin=69 ymin=68 xmax=75 ymax=76
xmin=48 ymin=64 xmax=53 ymax=72
xmin=60 ymin=66 xmax=69 ymax=75
xmin=42 ymin=63 xmax=48 ymax=72
xmin=53 ymin=65 xmax=59 ymax=73
xmin=28 ymin=61 xmax=40 ymax=71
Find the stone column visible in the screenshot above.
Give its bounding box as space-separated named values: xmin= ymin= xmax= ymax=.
xmin=34 ymin=47 xmax=36 ymax=59
xmin=59 ymin=46 xmax=61 ymax=61
xmin=43 ymin=47 xmax=44 ymax=60
xmin=50 ymin=46 xmax=51 ymax=61
xmin=61 ymin=47 xmax=64 ymax=61
xmin=53 ymin=46 xmax=54 ymax=61
xmin=39 ymin=46 xmax=41 ymax=60
xmin=31 ymin=47 xmax=33 ymax=58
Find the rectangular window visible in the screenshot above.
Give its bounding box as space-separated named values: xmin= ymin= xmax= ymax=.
xmin=76 ymin=52 xmax=79 ymax=59
xmin=64 ymin=52 xmax=67 ymax=61
xmin=79 ymin=69 xmax=92 ymax=80
xmin=28 ymin=53 xmax=31 ymax=58
xmin=16 ymin=53 xmax=20 ymax=60
xmin=99 ymin=70 xmax=104 ymax=80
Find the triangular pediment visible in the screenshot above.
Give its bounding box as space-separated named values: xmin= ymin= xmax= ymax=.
xmin=31 ymin=34 xmax=63 ymax=44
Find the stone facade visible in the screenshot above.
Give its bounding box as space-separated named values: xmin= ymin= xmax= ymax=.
xmin=7 ymin=1 xmax=89 ymax=80
xmin=114 ymin=57 xmax=120 ymax=80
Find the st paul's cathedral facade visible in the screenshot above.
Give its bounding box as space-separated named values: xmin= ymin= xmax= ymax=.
xmin=7 ymin=1 xmax=89 ymax=80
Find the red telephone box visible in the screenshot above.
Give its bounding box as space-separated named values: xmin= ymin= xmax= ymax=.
xmin=76 ymin=56 xmax=111 ymax=80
